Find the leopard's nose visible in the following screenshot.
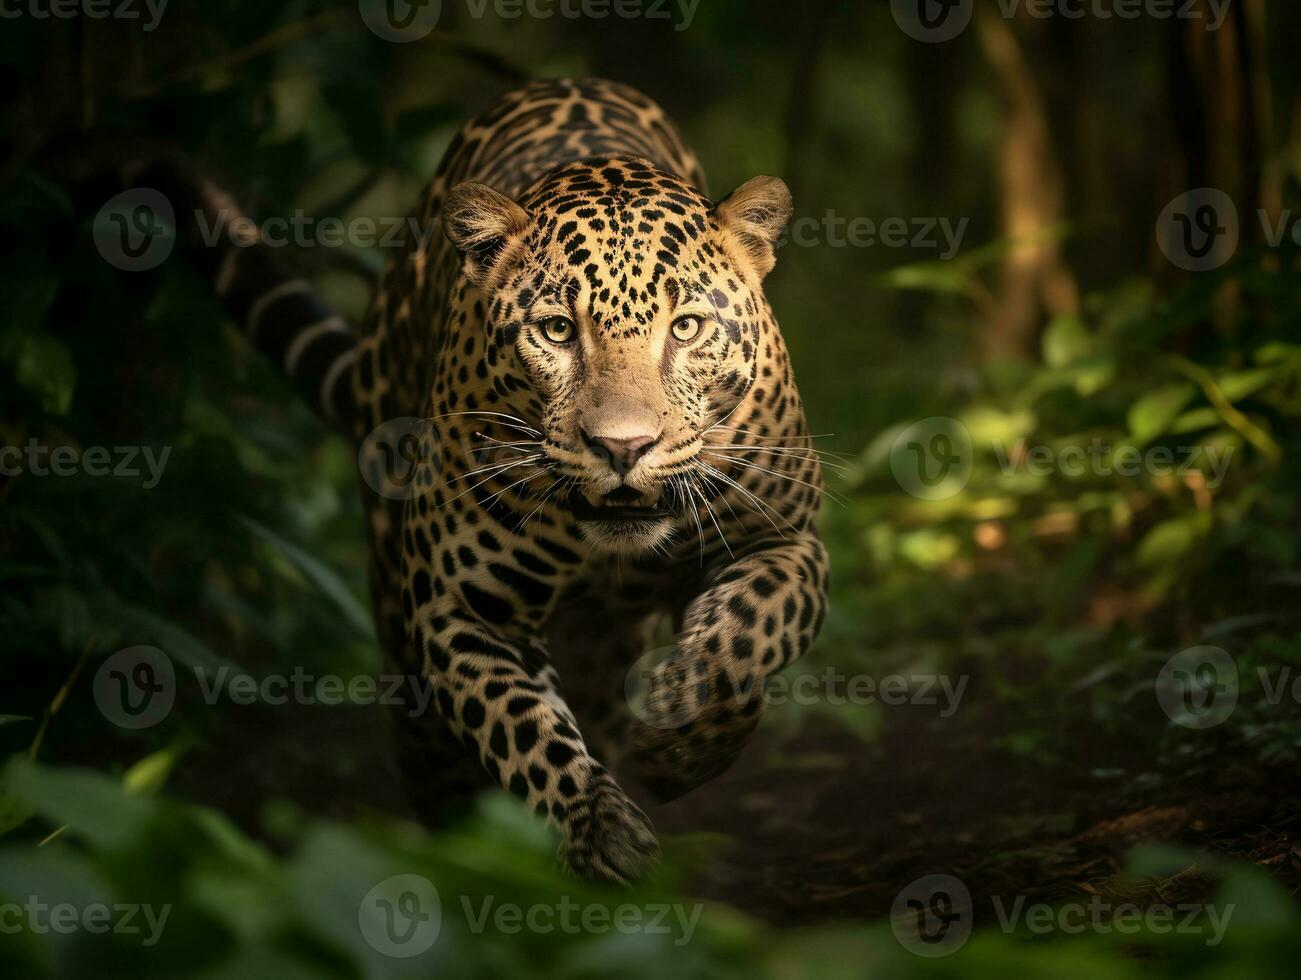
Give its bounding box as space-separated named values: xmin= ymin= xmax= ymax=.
xmin=582 ymin=429 xmax=660 ymax=474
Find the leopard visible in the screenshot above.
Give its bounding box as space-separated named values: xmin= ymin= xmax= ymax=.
xmin=102 ymin=76 xmax=829 ymax=884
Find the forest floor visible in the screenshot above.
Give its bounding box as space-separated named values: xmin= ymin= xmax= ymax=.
xmin=172 ymin=675 xmax=1301 ymax=927
xmin=652 ymin=713 xmax=1301 ymax=926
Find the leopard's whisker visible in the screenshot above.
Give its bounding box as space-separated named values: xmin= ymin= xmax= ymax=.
xmin=703 ymin=452 xmax=847 ymax=507
xmin=448 ymin=453 xmax=546 ymax=485
xmin=693 ymin=461 xmax=778 ymax=536
xmin=706 ymin=444 xmax=853 ymax=473
xmin=515 ymin=472 xmax=568 ymax=534
xmin=693 ymin=459 xmax=795 ymax=538
xmin=425 ymin=411 xmax=542 ymax=437
xmin=689 ymin=475 xmax=733 ymax=560
xmin=706 ymin=424 xmax=837 ymax=442
xmin=480 ymin=464 xmax=556 ymax=511
xmin=475 ymin=433 xmax=542 ymax=448
xmin=678 ymin=475 xmax=707 ymax=565
xmin=458 ymin=440 xmax=541 ymax=464
xmin=442 ymin=454 xmax=547 ymax=505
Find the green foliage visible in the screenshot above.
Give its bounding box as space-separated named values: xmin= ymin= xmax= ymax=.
xmin=4 ymin=1 xmax=1301 ymax=975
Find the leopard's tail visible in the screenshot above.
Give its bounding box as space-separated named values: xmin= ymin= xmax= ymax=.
xmin=55 ymin=141 xmax=359 ymax=430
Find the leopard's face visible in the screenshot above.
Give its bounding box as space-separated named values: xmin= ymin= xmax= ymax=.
xmin=443 ymin=157 xmax=792 ymax=553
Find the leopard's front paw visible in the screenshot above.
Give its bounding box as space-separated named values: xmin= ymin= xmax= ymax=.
xmin=558 ymin=775 xmax=660 ymax=885
xmin=627 ymin=656 xmax=762 ymax=802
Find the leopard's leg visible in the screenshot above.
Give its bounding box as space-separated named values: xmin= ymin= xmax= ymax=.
xmin=368 ymin=542 xmax=488 ymax=826
xmin=411 ymin=591 xmax=660 ymax=884
xmin=628 ymin=532 xmax=829 ymax=801
xmin=388 ymin=677 xmax=490 ymax=827
xmin=546 ymin=592 xmax=664 ymax=770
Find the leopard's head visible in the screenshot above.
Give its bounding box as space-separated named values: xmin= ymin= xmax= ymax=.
xmin=443 ymin=157 xmax=791 ymax=553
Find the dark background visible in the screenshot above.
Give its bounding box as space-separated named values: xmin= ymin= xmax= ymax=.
xmin=3 ymin=1 xmax=1301 ymax=976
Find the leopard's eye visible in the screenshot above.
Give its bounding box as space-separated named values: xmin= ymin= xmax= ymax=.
xmin=538 ymin=316 xmax=576 ymax=345
xmin=671 ymin=315 xmax=704 ymax=344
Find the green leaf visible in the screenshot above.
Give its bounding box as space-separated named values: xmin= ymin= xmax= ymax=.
xmin=874 ymin=259 xmax=968 ymax=295
xmin=123 ymin=735 xmax=195 ymax=796
xmin=2 ymin=759 xmax=157 ymax=850
xmin=1128 ymin=383 xmax=1196 ymax=445
xmin=114 ymin=603 xmax=245 ymax=676
xmin=1136 ymin=517 xmax=1204 ymax=569
xmin=0 ymin=761 xmax=34 ymax=838
xmin=239 ymin=517 xmax=374 ymax=637
xmin=0 ymin=321 xmax=77 ymax=416
xmin=1041 ymin=314 xmax=1092 ymax=369
xmin=1169 ymin=406 xmax=1220 ymax=435
xmin=1215 ymin=367 xmax=1277 ymax=403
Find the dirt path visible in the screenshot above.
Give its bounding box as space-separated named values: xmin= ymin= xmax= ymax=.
xmin=175 ymin=690 xmax=1301 ymax=924
xmin=648 ymin=711 xmax=1301 ymax=925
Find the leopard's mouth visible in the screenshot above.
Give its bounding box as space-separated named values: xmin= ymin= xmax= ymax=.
xmin=569 ymin=485 xmax=672 ymax=522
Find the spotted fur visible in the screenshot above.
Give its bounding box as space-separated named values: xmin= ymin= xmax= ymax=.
xmin=177 ymin=77 xmax=829 ymax=884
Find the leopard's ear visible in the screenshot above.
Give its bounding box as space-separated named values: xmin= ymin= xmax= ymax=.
xmin=442 ymin=182 xmax=531 ymax=290
xmin=713 ymin=175 xmax=792 ymax=279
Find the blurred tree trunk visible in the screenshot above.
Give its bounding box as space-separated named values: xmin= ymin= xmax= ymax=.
xmin=905 ymin=34 xmax=958 ymax=201
xmin=1166 ymin=0 xmax=1266 ymax=231
xmin=1162 ymin=0 xmax=1269 ymax=336
xmin=781 ymin=2 xmax=829 ymax=210
xmin=976 ymin=7 xmax=1079 ymax=361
